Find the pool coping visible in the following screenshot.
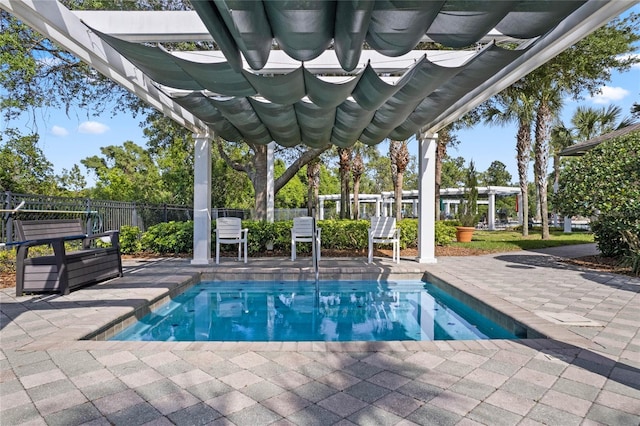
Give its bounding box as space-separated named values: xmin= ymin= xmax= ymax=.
xmin=9 ymin=256 xmax=593 ymax=352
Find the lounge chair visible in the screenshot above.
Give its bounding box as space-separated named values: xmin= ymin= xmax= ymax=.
xmin=291 ymin=216 xmax=321 ymax=261
xmin=215 ymin=217 xmax=248 ymax=264
xmin=368 ymin=216 xmax=400 ymax=264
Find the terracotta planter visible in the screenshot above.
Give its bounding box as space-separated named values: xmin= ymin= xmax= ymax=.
xmin=455 ymin=226 xmax=475 ymax=243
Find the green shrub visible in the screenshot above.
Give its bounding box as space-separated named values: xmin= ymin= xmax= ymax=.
xmin=242 ymin=220 xmax=276 ymax=255
xmin=0 ymin=249 xmax=16 ymax=274
xmin=592 ymin=209 xmax=640 ymax=258
xmin=435 ymin=221 xmax=457 ymax=246
xmin=118 ymin=225 xmax=143 ymax=254
xmin=318 ymin=219 xmax=369 ymax=250
xmin=141 ymin=221 xmax=193 ymax=254
xmin=398 ymin=219 xmax=417 ymax=249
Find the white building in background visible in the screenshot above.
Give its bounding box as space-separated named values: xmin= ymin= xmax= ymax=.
xmin=319 ymin=187 xmax=522 ymax=231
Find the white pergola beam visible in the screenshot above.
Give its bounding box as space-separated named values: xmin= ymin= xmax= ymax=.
xmin=170 ymin=49 xmax=477 ymax=74
xmin=72 ymin=10 xmax=519 ymax=45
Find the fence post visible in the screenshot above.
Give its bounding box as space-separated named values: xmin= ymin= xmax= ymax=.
xmin=3 ymin=191 xmax=12 ymax=243
xmin=164 ymin=203 xmax=168 ymax=223
xmin=85 ymin=198 xmax=92 ymax=235
xmin=132 ymin=202 xmax=138 ymax=228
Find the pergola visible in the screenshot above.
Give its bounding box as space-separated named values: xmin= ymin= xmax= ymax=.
xmin=1 ymin=0 xmax=635 ymax=264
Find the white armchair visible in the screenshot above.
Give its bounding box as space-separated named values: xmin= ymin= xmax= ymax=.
xmin=291 ymin=216 xmax=321 ymax=261
xmin=368 ymin=216 xmax=400 ymax=264
xmin=215 ymin=217 xmax=248 ymax=264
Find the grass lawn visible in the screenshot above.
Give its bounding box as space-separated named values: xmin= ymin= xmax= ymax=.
xmin=449 ymin=228 xmax=594 ymax=252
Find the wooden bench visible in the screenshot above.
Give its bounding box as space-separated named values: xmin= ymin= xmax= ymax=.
xmin=14 ymin=219 xmax=123 ymax=296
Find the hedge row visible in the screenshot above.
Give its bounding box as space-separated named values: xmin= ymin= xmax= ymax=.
xmin=118 ymin=218 xmax=459 ymax=256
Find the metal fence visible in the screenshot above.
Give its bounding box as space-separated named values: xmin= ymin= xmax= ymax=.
xmin=0 ymin=192 xmax=249 ymax=244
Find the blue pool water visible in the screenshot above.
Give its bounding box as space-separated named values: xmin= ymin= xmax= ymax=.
xmin=111 ymin=280 xmax=518 ymax=342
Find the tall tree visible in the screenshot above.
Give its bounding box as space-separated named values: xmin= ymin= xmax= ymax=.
xmin=434 ymin=125 xmax=459 ymax=219
xmin=533 ymin=96 xmax=558 ymax=239
xmin=571 ymin=105 xmax=634 ymax=141
xmin=483 ymin=89 xmax=536 ymax=236
xmin=481 ymin=161 xmax=512 ymax=186
xmin=0 ymin=129 xmax=57 ymax=194
xmin=57 ymin=165 xmax=87 ymax=195
xmin=81 ymin=141 xmax=169 ymax=203
xmin=337 ymin=147 xmax=352 ymax=219
xmin=0 ymin=8 xmax=139 ymax=122
xmin=389 ymin=140 xmax=409 ymax=222
xmin=351 ymin=146 xmax=365 ymax=220
xmin=217 ymin=141 xmax=329 ymax=220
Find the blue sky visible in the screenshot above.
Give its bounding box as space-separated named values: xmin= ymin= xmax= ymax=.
xmin=6 ymin=5 xmax=640 ymax=188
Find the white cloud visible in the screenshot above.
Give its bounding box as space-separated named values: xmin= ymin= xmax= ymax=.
xmin=78 ymin=121 xmax=109 ymax=134
xmin=618 ymin=53 xmax=640 ymax=69
xmin=50 ymin=125 xmax=69 ymax=136
xmin=589 ymin=86 xmax=629 ymax=105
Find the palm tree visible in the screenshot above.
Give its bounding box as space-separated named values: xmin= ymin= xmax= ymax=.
xmin=483 ymin=88 xmax=536 ymax=236
xmin=389 ymin=139 xmax=409 ymax=222
xmin=571 ymin=105 xmax=634 ymax=141
xmin=351 ymin=142 xmax=375 ymax=220
xmin=337 ymin=147 xmax=352 ymax=219
xmin=434 ymin=124 xmax=459 ymax=220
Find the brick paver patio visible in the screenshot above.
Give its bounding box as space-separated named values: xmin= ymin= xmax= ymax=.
xmin=1 ymin=244 xmax=639 ymax=425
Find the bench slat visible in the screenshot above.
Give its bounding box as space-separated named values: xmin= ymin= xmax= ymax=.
xmin=14 ymin=219 xmax=123 ymax=296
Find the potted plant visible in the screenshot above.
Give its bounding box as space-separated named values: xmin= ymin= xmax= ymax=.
xmin=456 ymin=160 xmax=479 ymax=243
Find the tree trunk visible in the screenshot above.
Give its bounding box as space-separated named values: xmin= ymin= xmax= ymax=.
xmin=389 ymin=140 xmax=409 ymax=222
xmin=252 ymin=145 xmax=268 ymax=221
xmin=338 ymin=148 xmax=352 ymax=219
xmin=307 ymin=158 xmax=320 ymax=218
xmin=217 ymin=140 xmax=328 ymax=221
xmin=352 ymin=151 xmax=364 ymax=220
xmin=534 ymin=102 xmax=552 ymax=240
xmin=435 ymin=138 xmax=447 ymax=220
xmin=395 ymin=172 xmax=404 ymax=221
xmin=516 ymin=121 xmax=531 ymax=236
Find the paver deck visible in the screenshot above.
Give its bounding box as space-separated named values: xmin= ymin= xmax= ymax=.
xmin=1 ymin=243 xmax=639 ymax=425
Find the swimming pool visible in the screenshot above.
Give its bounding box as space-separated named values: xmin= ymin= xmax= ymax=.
xmin=111 ymin=280 xmax=518 ymax=342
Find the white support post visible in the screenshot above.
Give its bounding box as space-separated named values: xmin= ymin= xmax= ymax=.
xmin=488 ymin=192 xmax=496 ymax=231
xmin=267 ymin=142 xmax=275 ymax=223
xmin=564 ymin=216 xmax=573 ymax=233
xmin=319 ymin=199 xmax=325 ymax=220
xmin=375 ymin=199 xmax=381 ymax=217
xmin=191 ymin=132 xmax=213 ymax=265
xmin=417 ymin=130 xmax=437 ymax=264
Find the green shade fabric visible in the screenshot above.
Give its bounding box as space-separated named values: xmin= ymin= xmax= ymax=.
xmin=87 ymin=0 xmax=588 ymax=148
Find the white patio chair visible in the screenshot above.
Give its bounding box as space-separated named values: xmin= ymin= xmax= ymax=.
xmin=215 ymin=217 xmax=248 ymax=264
xmin=291 ymin=216 xmax=321 ymax=261
xmin=368 ymin=216 xmax=400 ymax=264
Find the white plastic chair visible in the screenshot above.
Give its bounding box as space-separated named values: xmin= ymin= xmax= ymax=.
xmin=215 ymin=217 xmax=248 ymax=264
xmin=368 ymin=216 xmax=400 ymax=264
xmin=291 ymin=216 xmax=321 ymax=261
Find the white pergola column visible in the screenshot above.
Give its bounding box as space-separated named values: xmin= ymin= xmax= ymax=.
xmin=488 ymin=192 xmax=496 ymax=231
xmin=267 ymin=142 xmax=275 ymax=223
xmin=417 ymin=130 xmax=437 ymax=264
xmin=319 ymin=198 xmax=325 ymax=220
xmin=191 ymin=132 xmax=213 ymax=265
xmin=564 ymin=216 xmax=573 ymax=233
